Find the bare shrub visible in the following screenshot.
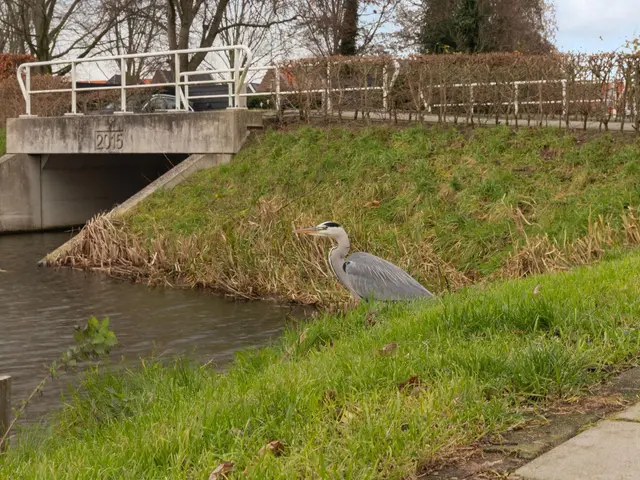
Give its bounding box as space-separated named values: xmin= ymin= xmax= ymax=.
xmin=267 ymin=51 xmax=640 ymax=132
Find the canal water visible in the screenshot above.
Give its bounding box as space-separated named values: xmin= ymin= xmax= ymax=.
xmin=0 ymin=231 xmax=302 ymax=425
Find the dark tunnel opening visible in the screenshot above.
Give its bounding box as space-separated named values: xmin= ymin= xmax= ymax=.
xmin=40 ymin=153 xmax=190 ymax=230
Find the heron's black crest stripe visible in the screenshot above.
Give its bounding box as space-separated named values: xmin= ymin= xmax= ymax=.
xmin=323 ymin=222 xmax=341 ymax=228
xmin=343 ymin=261 xmax=351 ymax=272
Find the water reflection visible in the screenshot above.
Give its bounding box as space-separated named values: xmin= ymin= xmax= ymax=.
xmin=0 ymin=231 xmax=303 ymax=424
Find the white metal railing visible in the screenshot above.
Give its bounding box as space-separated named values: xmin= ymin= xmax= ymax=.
xmin=224 ymin=59 xmax=401 ymax=111
xmin=17 ymin=48 xmax=626 ymax=119
xmin=418 ymin=78 xmax=626 ymax=117
xmin=16 ymin=45 xmax=253 ymax=116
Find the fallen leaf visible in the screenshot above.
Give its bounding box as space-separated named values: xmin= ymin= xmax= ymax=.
xmin=365 ymin=310 xmax=378 ymax=327
xmin=398 ymin=375 xmax=422 ymax=391
xmin=533 ymin=284 xmax=541 ymax=295
xmin=258 ymin=439 xmax=285 ymax=457
xmin=379 ymin=343 xmax=398 ymax=355
xmin=209 ymin=461 xmax=234 ymax=480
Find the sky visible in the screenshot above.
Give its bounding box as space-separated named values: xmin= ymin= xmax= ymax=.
xmin=553 ymin=0 xmax=640 ymax=53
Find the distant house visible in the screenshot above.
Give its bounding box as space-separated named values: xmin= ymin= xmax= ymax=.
xmin=255 ymin=67 xmax=297 ymax=93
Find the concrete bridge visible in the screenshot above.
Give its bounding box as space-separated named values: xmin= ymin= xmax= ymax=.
xmin=0 ymin=109 xmax=263 ymax=233
xmin=0 ymin=45 xmax=272 ymax=234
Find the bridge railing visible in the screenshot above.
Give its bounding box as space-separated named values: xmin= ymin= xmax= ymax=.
xmin=16 ymin=45 xmax=253 ymax=117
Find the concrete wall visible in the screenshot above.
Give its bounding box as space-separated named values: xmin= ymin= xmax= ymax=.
xmin=0 ymin=154 xmax=41 ymax=232
xmin=40 ymin=154 xmax=187 ymax=229
xmin=0 ymin=153 xmax=187 ymax=232
xmin=41 ymin=153 xmax=233 ymax=264
xmin=6 ymin=110 xmax=263 ymax=155
xmin=1 ymin=109 xmax=264 ymax=234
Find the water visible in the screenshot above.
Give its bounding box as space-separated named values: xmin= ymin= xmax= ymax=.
xmin=0 ymin=231 xmax=302 ymax=424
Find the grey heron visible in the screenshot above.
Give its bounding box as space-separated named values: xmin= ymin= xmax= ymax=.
xmin=294 ymin=221 xmax=434 ymax=301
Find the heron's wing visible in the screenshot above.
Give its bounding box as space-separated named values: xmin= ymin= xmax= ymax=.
xmin=344 ymin=252 xmax=434 ymax=301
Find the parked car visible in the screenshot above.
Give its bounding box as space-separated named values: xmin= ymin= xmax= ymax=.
xmin=141 ymin=94 xmax=194 ymax=112
xmin=86 ymin=94 xmax=194 ymax=115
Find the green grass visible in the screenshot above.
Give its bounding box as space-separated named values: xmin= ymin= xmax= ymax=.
xmin=0 ymin=128 xmax=5 ymax=155
xmin=101 ymin=123 xmax=640 ymax=305
xmin=3 ymin=252 xmax=640 ymax=479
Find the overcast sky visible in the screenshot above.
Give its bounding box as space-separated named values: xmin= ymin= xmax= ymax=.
xmin=554 ymin=0 xmax=640 ymax=52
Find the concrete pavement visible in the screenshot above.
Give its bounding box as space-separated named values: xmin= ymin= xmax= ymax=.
xmin=514 ymin=400 xmax=640 ymax=480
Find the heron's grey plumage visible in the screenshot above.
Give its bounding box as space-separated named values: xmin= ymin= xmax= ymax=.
xmin=341 ymin=252 xmax=433 ymax=300
xmin=294 ymin=221 xmax=434 ymax=302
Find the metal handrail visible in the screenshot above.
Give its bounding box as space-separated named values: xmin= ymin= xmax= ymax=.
xmin=16 ymin=45 xmax=253 ymax=116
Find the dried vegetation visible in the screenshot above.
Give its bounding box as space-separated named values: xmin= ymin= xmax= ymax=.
xmin=47 ymin=124 xmax=640 ymax=306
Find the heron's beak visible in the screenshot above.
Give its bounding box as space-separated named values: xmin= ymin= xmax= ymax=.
xmin=293 ymin=227 xmax=318 ymax=235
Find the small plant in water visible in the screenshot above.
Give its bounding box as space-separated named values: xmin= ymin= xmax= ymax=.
xmin=0 ymin=316 xmax=117 ymax=451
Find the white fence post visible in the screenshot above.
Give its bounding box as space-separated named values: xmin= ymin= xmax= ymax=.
xmin=326 ymin=62 xmax=332 ymax=113
xmin=25 ymin=68 xmax=31 ymax=116
xmin=514 ymin=82 xmax=519 ymax=117
xmin=275 ymin=66 xmax=281 ymax=112
xmin=64 ymin=62 xmax=80 ymax=116
xmin=119 ymin=57 xmax=127 ymax=114
xmin=174 ymin=52 xmax=181 ymax=111
xmin=562 ymin=79 xmax=567 ymax=119
xmin=383 ymin=64 xmax=388 ymax=111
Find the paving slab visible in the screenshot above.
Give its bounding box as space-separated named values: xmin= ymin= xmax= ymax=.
xmin=515 ymin=420 xmax=640 ymax=480
xmin=613 ymin=402 xmax=640 ymax=422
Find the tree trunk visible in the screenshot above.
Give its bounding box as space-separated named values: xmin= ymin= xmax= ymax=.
xmin=338 ymin=0 xmax=358 ymax=56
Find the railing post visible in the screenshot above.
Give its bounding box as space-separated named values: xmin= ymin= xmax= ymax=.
xmin=71 ymin=62 xmax=76 ymax=114
xmin=469 ymin=84 xmax=474 ymax=116
xmin=25 ymin=68 xmax=32 ymax=116
xmin=227 ymin=70 xmax=233 ymax=108
xmin=275 ymin=66 xmax=281 ymax=113
xmin=119 ymin=57 xmax=127 ymax=114
xmin=325 ymin=61 xmax=332 ymax=113
xmin=562 ymin=79 xmax=567 ymax=119
xmin=234 ymin=49 xmax=242 ymax=108
xmin=514 ymin=82 xmax=519 ymax=117
xmin=184 ymin=73 xmax=190 ymax=108
xmin=382 ymin=64 xmax=388 ymax=112
xmin=174 ymin=52 xmax=181 ymax=111
xmin=0 ymin=375 xmax=10 ymax=452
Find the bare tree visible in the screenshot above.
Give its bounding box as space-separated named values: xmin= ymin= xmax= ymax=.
xmin=0 ymin=0 xmax=122 ymax=74
xmin=214 ymin=0 xmax=297 ymax=78
xmin=104 ymin=0 xmax=167 ymax=81
xmin=0 ymin=2 xmax=27 ymax=53
xmin=294 ymin=0 xmax=399 ymax=56
xmin=166 ymin=0 xmax=296 ymax=73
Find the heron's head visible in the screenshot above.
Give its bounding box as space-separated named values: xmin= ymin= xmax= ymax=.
xmin=293 ymin=221 xmax=345 ymax=239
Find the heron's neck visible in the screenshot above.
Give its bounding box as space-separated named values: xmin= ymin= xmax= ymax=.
xmin=328 ymin=230 xmax=357 ymax=296
xmin=330 ymin=230 xmax=350 ymax=261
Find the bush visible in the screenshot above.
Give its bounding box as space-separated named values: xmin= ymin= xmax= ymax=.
xmin=268 ymin=52 xmax=640 ymax=131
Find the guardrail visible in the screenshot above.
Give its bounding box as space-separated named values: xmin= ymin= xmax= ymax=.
xmin=421 ymin=78 xmax=622 ymax=117
xmin=16 ymin=45 xmax=253 ymax=117
xmin=16 ymin=47 xmax=624 ymax=120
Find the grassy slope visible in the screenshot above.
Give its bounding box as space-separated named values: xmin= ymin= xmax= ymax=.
xmin=0 ymin=128 xmax=5 ymax=155
xmin=3 ymin=252 xmax=640 ymax=479
xmin=108 ymin=123 xmax=640 ymax=305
